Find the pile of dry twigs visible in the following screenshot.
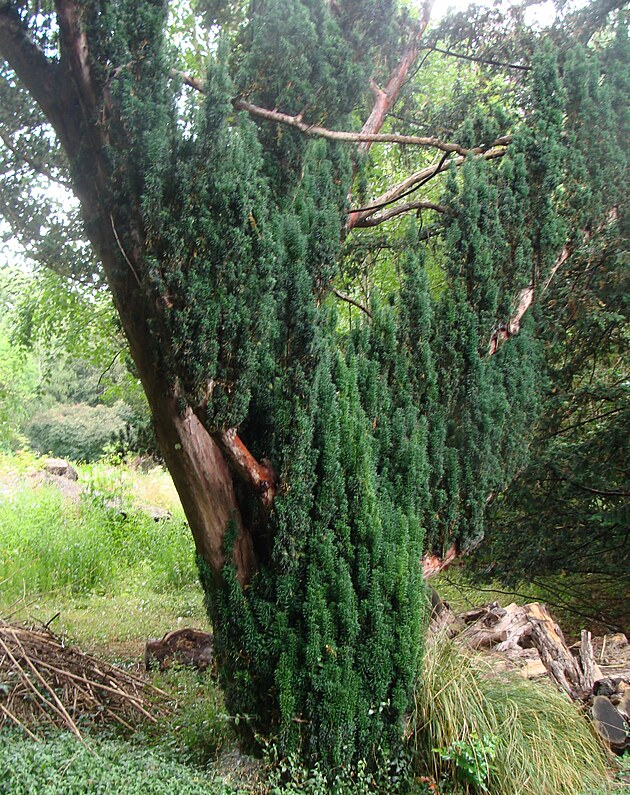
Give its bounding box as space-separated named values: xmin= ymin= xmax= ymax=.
xmin=0 ymin=618 xmax=168 ymax=740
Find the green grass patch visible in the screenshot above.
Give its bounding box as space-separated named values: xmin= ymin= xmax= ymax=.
xmin=0 ymin=483 xmax=198 ymax=600
xmin=5 ymin=588 xmax=207 ymax=662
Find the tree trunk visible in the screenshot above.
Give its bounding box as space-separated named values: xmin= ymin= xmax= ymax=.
xmin=0 ymin=10 xmax=257 ymax=586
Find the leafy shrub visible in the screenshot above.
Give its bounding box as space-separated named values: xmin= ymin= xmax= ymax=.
xmin=26 ymin=402 xmax=128 ymax=461
xmin=433 ymin=733 xmax=498 ymax=792
xmin=0 ymin=728 xmax=232 ymax=794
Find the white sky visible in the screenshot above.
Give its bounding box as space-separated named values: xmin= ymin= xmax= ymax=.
xmin=431 ymin=0 xmax=558 ymax=26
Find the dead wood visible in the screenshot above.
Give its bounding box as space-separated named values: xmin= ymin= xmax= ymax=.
xmin=0 ymin=618 xmax=168 ymax=739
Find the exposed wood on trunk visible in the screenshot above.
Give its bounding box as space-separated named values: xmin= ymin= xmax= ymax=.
xmin=422 ymin=544 xmax=458 ymax=578
xmin=216 ymin=428 xmax=277 ymax=512
xmin=488 ymin=208 xmax=619 ymax=356
xmin=488 ymin=244 xmax=570 ymax=356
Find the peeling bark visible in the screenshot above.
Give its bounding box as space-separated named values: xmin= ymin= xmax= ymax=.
xmin=422 ymin=544 xmax=458 ymax=578
xmin=215 ymin=428 xmax=277 ymax=512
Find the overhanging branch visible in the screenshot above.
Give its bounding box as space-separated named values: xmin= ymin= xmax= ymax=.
xmin=233 ymin=99 xmax=510 ymax=155
xmin=0 ymin=5 xmax=61 ymax=118
xmin=351 ymin=200 xmax=447 ymax=228
xmin=348 ymin=147 xmax=507 ymax=230
xmin=333 ymin=289 xmax=372 ymax=318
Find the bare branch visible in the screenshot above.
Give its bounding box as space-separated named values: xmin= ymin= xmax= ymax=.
xmin=358 ymin=0 xmax=435 ymax=154
xmin=332 ymin=289 xmax=372 ymax=318
xmin=351 ymin=200 xmax=447 ymax=228
xmin=232 ymin=97 xmax=511 ymax=156
xmin=171 ymin=70 xmax=496 ymax=154
xmin=348 ymin=147 xmax=507 ymax=230
xmin=425 ymin=44 xmax=532 ymax=71
xmin=169 ymin=67 xmax=205 ymax=93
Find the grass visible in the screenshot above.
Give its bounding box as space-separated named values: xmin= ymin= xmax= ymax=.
xmin=0 ymin=479 xmax=197 ymax=602
xmin=411 ymin=635 xmax=613 ymax=795
xmin=5 ymin=588 xmax=207 ymax=661
xmin=0 ymin=453 xmax=624 ymax=794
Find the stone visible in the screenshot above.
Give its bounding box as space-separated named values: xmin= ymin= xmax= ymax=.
xmin=43 ymin=458 xmax=78 ymax=480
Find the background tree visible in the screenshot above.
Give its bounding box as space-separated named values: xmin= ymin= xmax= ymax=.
xmin=469 ymin=25 xmax=629 ymax=631
xmin=0 ymin=0 xmax=625 ymax=776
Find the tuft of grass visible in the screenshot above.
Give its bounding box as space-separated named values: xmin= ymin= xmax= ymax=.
xmin=410 ymin=635 xmax=611 ymax=795
xmin=144 ymin=668 xmax=235 ymax=768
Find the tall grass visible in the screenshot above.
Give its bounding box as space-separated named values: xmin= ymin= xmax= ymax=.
xmin=0 ymin=484 xmax=198 ymax=600
xmin=411 ymin=635 xmax=611 ymax=795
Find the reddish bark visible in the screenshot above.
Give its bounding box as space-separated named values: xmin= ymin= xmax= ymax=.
xmin=216 ymin=429 xmax=277 ymax=512
xmin=357 ymin=1 xmax=435 ymax=153
xmin=422 ymin=545 xmax=458 ymax=578
xmin=488 ymin=244 xmax=571 ymax=356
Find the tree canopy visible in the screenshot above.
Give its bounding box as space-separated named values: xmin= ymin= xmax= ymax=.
xmin=0 ymin=0 xmax=627 ymax=779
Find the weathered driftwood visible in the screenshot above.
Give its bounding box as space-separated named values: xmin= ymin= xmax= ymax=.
xmin=431 ymin=597 xmax=630 ymax=753
xmin=527 ymin=607 xmax=597 ymax=701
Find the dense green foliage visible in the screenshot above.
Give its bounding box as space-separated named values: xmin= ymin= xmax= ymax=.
xmin=0 ymin=0 xmax=626 ymax=782
xmin=26 ymin=402 xmax=128 ymax=461
xmin=471 ymin=27 xmax=630 ymax=627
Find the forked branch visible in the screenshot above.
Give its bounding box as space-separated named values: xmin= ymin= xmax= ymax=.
xmin=357 ymin=0 xmax=435 ymax=153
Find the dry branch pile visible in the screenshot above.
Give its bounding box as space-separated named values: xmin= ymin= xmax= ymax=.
xmin=0 ymin=618 xmax=168 ymax=740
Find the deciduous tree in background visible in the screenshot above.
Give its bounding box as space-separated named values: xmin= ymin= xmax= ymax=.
xmin=0 ymin=0 xmax=626 ymax=773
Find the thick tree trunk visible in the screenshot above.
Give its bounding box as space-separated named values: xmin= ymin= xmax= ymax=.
xmin=87 ymin=213 xmax=258 ymax=586
xmin=0 ymin=6 xmax=257 ymax=586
